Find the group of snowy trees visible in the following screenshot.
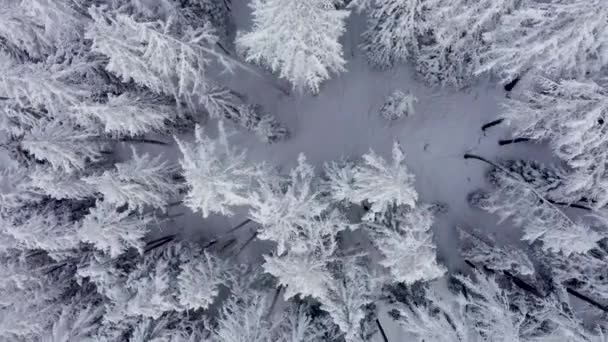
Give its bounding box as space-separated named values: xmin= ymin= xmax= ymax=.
xmin=452 ymin=0 xmax=608 ymax=330
xmin=176 ymin=125 xmax=447 ymax=339
xmin=357 ymin=0 xmax=608 ymax=87
xmin=0 ymin=0 xmax=607 ymax=341
xmin=232 ymin=0 xmax=607 ymax=91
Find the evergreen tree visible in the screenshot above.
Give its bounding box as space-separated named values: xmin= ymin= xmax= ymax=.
xmin=176 ymin=122 xmax=266 ymax=218
xmin=367 ymin=204 xmax=445 ymax=284
xmin=84 ymin=147 xmax=180 ymax=211
xmin=479 ymin=0 xmax=608 ymax=83
xmin=237 ymin=0 xmax=350 ymax=93
xmin=325 ymin=141 xmax=418 ymax=220
xmin=503 ymin=76 xmax=608 ymax=209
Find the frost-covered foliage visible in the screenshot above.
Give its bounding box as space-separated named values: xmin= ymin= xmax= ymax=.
xmin=249 ymin=154 xmax=330 ymax=255
xmin=379 ymin=90 xmax=417 ymax=120
xmin=393 ymin=271 xmax=601 ymax=342
xmin=0 ymin=249 xmax=76 ymax=341
xmin=537 ymin=248 xmax=608 ymax=310
xmin=200 ymin=87 xmax=289 ymax=143
xmin=276 ymin=304 xmax=328 ymax=342
xmin=263 ymin=218 xmax=337 ymax=300
xmin=19 ymin=120 xmax=104 ymax=172
xmin=470 ymin=167 xmax=602 ymax=255
xmin=87 ymin=6 xmax=286 ymax=142
xmin=27 ymin=165 xmax=96 ymax=200
xmin=360 ymin=0 xmax=434 ymax=69
xmin=367 ymin=205 xmax=445 ymax=284
xmin=41 ymin=302 xmax=103 ymax=342
xmin=0 ymin=60 xmax=93 ymax=117
xmin=82 ymin=241 xmax=226 ymax=322
xmin=360 ymin=0 xmax=520 ymax=86
xmin=321 ymin=259 xmax=379 ymax=341
xmin=480 ymin=0 xmax=608 ymax=83
xmin=0 ymin=0 xmax=606 ymax=339
xmin=503 ymin=76 xmax=608 ymax=209
xmin=211 ymin=293 xmax=276 ymax=342
xmin=87 ymin=6 xmax=218 ymax=107
xmin=0 ymin=0 xmax=87 ymax=60
xmin=1 ymin=202 xmax=80 ymax=255
xmin=458 ymin=228 xmax=535 ymax=277
xmin=177 ymin=122 xmax=265 ymax=218
xmin=325 ymin=141 xmax=417 ymax=219
xmin=85 ymin=147 xmax=179 ymax=211
xmin=177 ymin=251 xmax=226 ymax=311
xmin=76 ymin=92 xmax=176 ymax=137
xmin=78 ymin=200 xmax=152 ymax=257
xmin=417 ymin=0 xmax=519 ymax=86
xmin=487 ymin=159 xmax=569 ymax=204
xmin=237 ymin=0 xmax=350 ymax=93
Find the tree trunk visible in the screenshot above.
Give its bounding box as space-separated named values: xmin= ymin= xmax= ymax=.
xmin=225 ymin=218 xmax=252 ymax=235
xmin=481 ymin=118 xmax=505 ymax=131
xmin=118 ymin=138 xmax=169 ymax=146
xmin=498 ymin=138 xmax=531 ymax=146
xmin=503 ymin=77 xmax=520 ymax=92
xmin=566 ymin=288 xmax=608 ymax=313
xmin=235 ymin=231 xmax=258 ymax=257
xmin=265 ymin=285 xmax=283 ymax=320
xmin=144 ymin=235 xmax=176 ymax=253
xmin=376 ymin=319 xmax=389 ymax=342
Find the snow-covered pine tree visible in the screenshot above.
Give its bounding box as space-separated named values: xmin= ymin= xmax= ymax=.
xmin=123 ymin=0 xmax=229 ymax=45
xmin=177 ymin=250 xmax=227 ymax=311
xmin=0 ymin=59 xmax=93 ymax=121
xmin=84 ymin=147 xmax=180 ymax=211
xmin=503 ymin=76 xmax=608 ymax=209
xmin=274 ymin=303 xmax=329 ymax=342
xmin=469 ymin=163 xmax=602 ymax=256
xmin=0 ymin=0 xmax=87 ymax=61
xmin=487 ymin=159 xmax=570 ymax=205
xmin=360 ymin=0 xmax=435 ymax=70
xmin=393 ymin=270 xmax=601 ymax=341
xmin=458 ymin=228 xmax=535 ymax=278
xmin=262 ymin=223 xmax=336 ymax=301
xmin=367 ymin=204 xmax=445 ymax=284
xmin=82 ymin=241 xmax=226 ymax=322
xmin=78 ymin=200 xmax=153 ymax=257
xmin=211 ymin=293 xmax=277 ymax=342
xmin=87 ymin=6 xmax=286 ymax=142
xmin=200 ymin=86 xmax=288 ymax=143
xmin=416 ymin=0 xmax=520 ymax=87
xmin=1 ymin=201 xmax=81 ymax=255
xmin=87 ymin=5 xmax=216 ymax=109
xmin=236 ymin=0 xmax=350 ymax=93
xmin=0 ymin=164 xmax=44 ymax=211
xmin=18 ymin=119 xmax=105 ymax=172
xmin=40 ymin=296 xmax=104 ymax=342
xmin=534 ymin=247 xmax=608 ymax=311
xmin=479 ymin=0 xmax=608 ymax=83
xmin=248 ymin=154 xmax=330 ymax=255
xmin=75 ymin=92 xmax=176 ymax=138
xmin=176 ymin=121 xmax=266 ymax=218
xmin=325 ymin=141 xmax=418 ymax=220
xmin=27 ymin=164 xmax=96 ymax=201
xmin=0 ymin=95 xmax=41 ymax=137
xmin=321 ymin=258 xmax=379 ymax=341
xmin=0 ymin=249 xmax=77 ymax=341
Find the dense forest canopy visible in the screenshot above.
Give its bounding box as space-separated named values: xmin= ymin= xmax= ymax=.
xmin=0 ymin=0 xmax=606 ymax=341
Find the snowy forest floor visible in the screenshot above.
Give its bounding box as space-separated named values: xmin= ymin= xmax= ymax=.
xmin=134 ymin=8 xmax=573 ymax=340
